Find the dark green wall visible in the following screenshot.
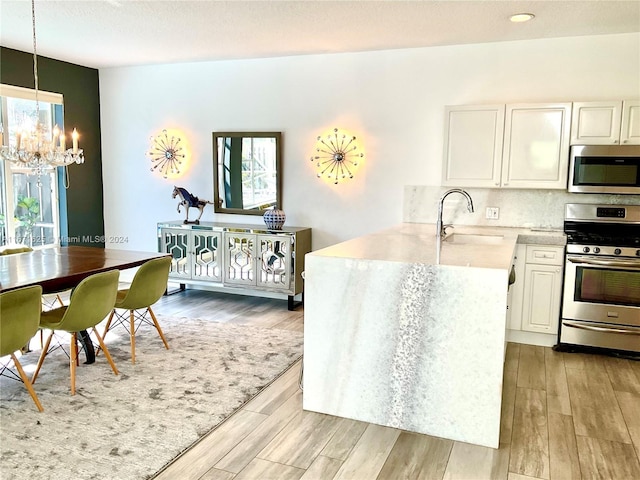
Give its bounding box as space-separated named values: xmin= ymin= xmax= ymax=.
xmin=0 ymin=46 xmax=104 ymax=247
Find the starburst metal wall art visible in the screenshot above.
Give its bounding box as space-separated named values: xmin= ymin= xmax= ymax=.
xmin=310 ymin=127 xmax=364 ymax=184
xmin=147 ymin=129 xmax=185 ymax=179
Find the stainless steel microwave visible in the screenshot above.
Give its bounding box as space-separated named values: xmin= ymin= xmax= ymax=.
xmin=568 ymin=145 xmax=640 ymax=194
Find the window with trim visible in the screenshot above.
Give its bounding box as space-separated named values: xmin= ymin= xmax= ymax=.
xmin=0 ymin=84 xmax=64 ymax=248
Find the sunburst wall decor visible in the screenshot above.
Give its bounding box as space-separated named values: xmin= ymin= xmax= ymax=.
xmin=310 ymin=127 xmax=364 ymax=184
xmin=147 ymin=129 xmax=186 ymax=179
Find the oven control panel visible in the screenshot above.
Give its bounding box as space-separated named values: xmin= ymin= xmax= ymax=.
xmin=596 ymin=207 xmax=626 ymax=218
xmin=567 ymin=244 xmax=640 ymax=258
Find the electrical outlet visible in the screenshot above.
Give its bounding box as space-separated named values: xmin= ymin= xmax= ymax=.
xmin=486 ymin=207 xmax=499 ymax=220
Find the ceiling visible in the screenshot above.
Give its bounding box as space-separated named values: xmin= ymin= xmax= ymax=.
xmin=1 ymin=1 xmax=639 ymax=70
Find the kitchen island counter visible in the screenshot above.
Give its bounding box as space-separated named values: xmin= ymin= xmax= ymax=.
xmin=302 ymin=223 xmax=564 ymax=448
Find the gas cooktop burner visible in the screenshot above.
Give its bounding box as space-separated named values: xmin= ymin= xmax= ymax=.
xmin=566 ymin=232 xmax=640 ymax=249
xmin=564 ymin=203 xmax=640 ymax=253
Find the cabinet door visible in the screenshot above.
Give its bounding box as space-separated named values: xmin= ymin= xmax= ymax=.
xmin=507 ymin=244 xmax=527 ymax=331
xmin=224 ymin=232 xmax=256 ymax=285
xmin=502 ymin=103 xmax=571 ymax=189
xmin=256 ymin=234 xmax=293 ymax=292
xmin=620 ymin=100 xmax=640 ymax=145
xmin=192 ymin=231 xmax=223 ymax=282
xmin=521 ymin=263 xmax=563 ymax=334
xmin=442 ymin=105 xmax=505 ymax=187
xmin=159 ymin=228 xmax=192 ymax=280
xmin=570 ymin=101 xmax=622 ymax=145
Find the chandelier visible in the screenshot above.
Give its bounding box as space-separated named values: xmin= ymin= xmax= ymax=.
xmin=0 ymin=0 xmax=84 ymax=181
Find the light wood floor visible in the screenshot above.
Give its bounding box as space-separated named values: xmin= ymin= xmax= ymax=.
xmin=150 ymin=289 xmax=640 ymax=480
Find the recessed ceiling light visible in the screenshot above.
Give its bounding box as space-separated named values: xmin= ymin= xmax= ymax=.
xmin=510 ymin=13 xmax=535 ymax=23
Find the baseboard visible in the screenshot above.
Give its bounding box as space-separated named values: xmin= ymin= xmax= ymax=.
xmin=177 ymin=282 xmax=303 ymax=303
xmin=506 ymin=329 xmax=557 ymax=347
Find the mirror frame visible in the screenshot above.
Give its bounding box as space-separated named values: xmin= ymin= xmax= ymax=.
xmin=212 ymin=131 xmax=282 ymax=216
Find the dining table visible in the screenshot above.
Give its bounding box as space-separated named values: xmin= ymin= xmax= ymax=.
xmin=0 ymin=245 xmax=169 ymax=293
xmin=1 ymin=245 xmax=170 ymax=363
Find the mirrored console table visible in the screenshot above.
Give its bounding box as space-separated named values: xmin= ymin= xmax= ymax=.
xmin=157 ymin=221 xmax=311 ymax=310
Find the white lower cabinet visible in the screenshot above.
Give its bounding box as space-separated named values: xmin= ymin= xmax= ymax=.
xmin=507 ymin=244 xmax=565 ymax=344
xmin=521 ymin=262 xmax=563 ymax=334
xmin=507 ymin=244 xmax=526 ymax=330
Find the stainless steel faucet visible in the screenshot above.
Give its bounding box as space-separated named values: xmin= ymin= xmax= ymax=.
xmin=436 ymin=188 xmax=475 ymax=243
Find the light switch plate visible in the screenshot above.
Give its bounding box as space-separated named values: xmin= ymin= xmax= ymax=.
xmin=486 ymin=207 xmax=499 ymax=220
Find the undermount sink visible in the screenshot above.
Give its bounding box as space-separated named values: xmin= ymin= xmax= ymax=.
xmin=443 ymin=233 xmax=505 ymax=245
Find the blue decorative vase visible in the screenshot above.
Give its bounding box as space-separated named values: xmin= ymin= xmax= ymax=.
xmin=263 ymin=209 xmax=286 ymax=230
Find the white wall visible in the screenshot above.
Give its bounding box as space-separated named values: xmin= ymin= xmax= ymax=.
xmin=99 ymin=33 xmax=640 ymax=252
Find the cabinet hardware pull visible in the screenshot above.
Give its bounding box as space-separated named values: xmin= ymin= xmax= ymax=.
xmin=567 ymin=255 xmax=640 ymax=270
xmin=562 ymin=320 xmax=640 ymax=336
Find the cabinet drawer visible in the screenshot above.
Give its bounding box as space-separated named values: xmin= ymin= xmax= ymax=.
xmin=525 ymin=245 xmax=564 ymax=266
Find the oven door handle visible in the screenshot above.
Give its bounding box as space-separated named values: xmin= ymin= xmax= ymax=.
xmin=562 ymin=320 xmax=640 ymax=336
xmin=566 ymin=255 xmax=640 ymax=270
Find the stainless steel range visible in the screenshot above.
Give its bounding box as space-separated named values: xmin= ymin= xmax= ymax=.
xmin=559 ymin=203 xmax=640 ymax=354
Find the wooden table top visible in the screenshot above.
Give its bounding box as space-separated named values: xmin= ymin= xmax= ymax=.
xmin=0 ymin=246 xmax=169 ymax=294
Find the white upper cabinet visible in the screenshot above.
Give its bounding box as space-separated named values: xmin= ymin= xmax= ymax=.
xmin=570 ymin=101 xmax=622 ymax=145
xmin=501 ymin=103 xmax=572 ymax=189
xmin=442 ymin=105 xmax=505 ymax=187
xmin=571 ymin=100 xmax=640 ymax=145
xmin=443 ymin=102 xmax=571 ymax=190
xmin=621 ymin=100 xmax=640 ymax=144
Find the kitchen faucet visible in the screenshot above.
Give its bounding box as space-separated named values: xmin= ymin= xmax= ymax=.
xmin=436 ymin=188 xmax=475 ymax=243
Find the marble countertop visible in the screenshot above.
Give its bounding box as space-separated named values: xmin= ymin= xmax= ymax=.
xmin=308 ymin=223 xmax=566 ymax=271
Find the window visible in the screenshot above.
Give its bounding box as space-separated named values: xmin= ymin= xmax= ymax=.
xmin=0 ymin=84 xmax=64 ymax=248
xmin=241 ymin=137 xmax=278 ymax=209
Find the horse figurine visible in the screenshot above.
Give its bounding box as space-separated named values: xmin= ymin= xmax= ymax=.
xmin=172 ymin=186 xmax=214 ymax=224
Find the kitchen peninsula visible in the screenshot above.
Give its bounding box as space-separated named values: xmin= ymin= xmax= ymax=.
xmin=302 ymin=223 xmax=564 ymax=448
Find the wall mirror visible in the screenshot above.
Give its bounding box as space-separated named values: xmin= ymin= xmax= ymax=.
xmin=212 ymin=132 xmax=282 ymax=215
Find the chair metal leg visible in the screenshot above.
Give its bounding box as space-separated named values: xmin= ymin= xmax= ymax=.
xmin=11 ymin=353 xmax=44 ymax=412
xmin=148 ymin=307 xmax=170 ymax=350
xmin=31 ymin=330 xmax=54 ymax=384
xmin=97 ymin=306 xmax=170 ymax=364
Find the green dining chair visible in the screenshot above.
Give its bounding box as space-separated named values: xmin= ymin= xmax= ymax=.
xmin=31 ymin=269 xmax=120 ymax=395
xmin=101 ymin=256 xmax=171 ymax=364
xmin=0 ymin=245 xmax=65 ymax=349
xmin=0 ymin=246 xmax=33 ymax=255
xmin=0 ymin=285 xmax=45 ymax=412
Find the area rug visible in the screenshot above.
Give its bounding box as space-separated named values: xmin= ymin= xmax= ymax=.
xmin=0 ymin=315 xmax=303 ymax=480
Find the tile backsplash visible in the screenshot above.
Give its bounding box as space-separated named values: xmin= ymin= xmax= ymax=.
xmin=404 ymin=186 xmax=640 ymax=229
